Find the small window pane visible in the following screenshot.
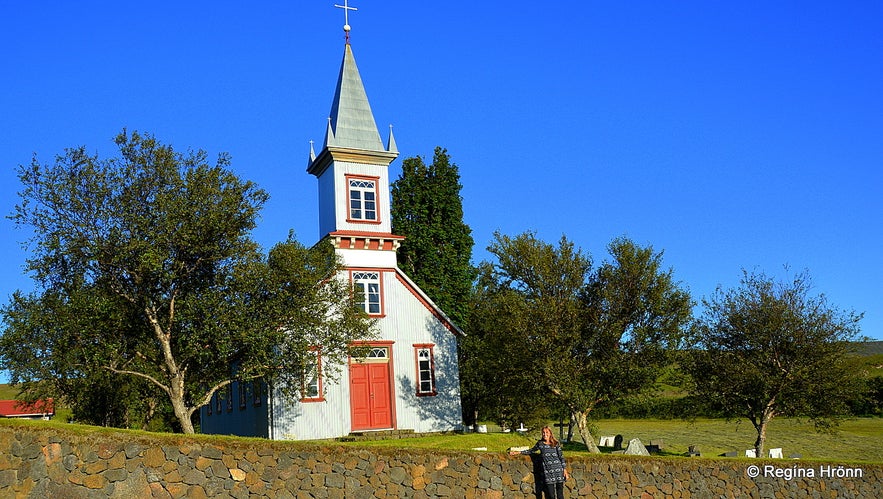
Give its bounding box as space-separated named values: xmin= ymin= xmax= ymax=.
xmin=353 ymin=272 xmax=382 ymax=315
xmin=348 ymin=178 xmax=377 ymax=221
xmin=416 ymin=347 xmax=436 ymax=395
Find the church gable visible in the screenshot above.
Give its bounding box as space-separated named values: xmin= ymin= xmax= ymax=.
xmin=202 ymin=4 xmax=463 ymax=441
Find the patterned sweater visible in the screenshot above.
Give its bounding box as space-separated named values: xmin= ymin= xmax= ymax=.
xmin=520 ymin=440 xmax=567 ymax=484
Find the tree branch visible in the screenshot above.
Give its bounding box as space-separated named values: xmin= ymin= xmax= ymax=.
xmin=103 ymin=365 xmax=171 ymax=397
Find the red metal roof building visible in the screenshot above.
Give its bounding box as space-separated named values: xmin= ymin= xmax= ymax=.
xmin=0 ymin=399 xmax=54 ymax=419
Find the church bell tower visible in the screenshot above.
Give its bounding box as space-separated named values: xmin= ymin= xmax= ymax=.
xmin=306 ymin=9 xmax=401 ymax=269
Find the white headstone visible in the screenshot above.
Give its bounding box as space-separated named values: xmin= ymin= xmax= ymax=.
xmin=624 ymin=438 xmax=650 ymax=456
xmin=745 ymin=449 xmax=757 ymax=458
xmin=599 ymin=436 xmax=616 ymax=447
xmin=769 ymin=448 xmax=783 ymax=459
xmin=477 ymin=424 xmax=488 ymax=434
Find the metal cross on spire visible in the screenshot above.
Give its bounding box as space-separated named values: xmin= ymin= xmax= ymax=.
xmin=334 ymin=0 xmax=358 ymax=42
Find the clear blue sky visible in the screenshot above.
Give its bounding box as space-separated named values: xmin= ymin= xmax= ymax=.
xmin=1 ymin=0 xmax=881 ymax=375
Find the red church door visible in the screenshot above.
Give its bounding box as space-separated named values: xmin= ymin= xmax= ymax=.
xmin=349 ymin=346 xmax=393 ymax=431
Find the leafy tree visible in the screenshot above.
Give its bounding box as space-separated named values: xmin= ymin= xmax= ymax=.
xmin=466 ymin=257 xmax=561 ymax=429
xmin=391 ymin=147 xmax=473 ymax=327
xmin=567 ymin=237 xmax=692 ymax=451
xmin=686 ymin=268 xmax=865 ymax=457
xmin=470 ymin=233 xmax=692 ymax=452
xmin=0 ymin=130 xmax=374 ymax=433
xmin=0 ymin=286 xmax=177 ymax=430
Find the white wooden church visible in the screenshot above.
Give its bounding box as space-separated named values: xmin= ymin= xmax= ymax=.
xmin=200 ymin=15 xmax=464 ymax=441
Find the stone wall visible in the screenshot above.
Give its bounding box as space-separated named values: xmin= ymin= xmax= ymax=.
xmin=1 ymin=422 xmax=881 ymax=498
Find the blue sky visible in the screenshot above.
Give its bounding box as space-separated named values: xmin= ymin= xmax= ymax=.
xmin=1 ymin=0 xmax=881 ymax=375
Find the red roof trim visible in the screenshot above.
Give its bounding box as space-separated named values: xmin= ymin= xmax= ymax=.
xmin=328 ymin=230 xmax=405 ymax=240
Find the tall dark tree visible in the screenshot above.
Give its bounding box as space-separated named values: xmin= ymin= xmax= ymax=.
xmin=0 ymin=130 xmax=374 ymax=433
xmin=686 ymin=268 xmax=865 ymax=458
xmin=391 ymin=147 xmax=473 ymax=328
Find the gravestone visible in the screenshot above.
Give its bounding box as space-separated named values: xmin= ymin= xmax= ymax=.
xmin=599 ymin=436 xmax=616 ymax=447
xmin=686 ymin=445 xmax=700 ymax=457
xmin=613 ymin=434 xmax=624 ymax=450
xmin=745 ymin=449 xmax=757 ymax=458
xmin=768 ymin=448 xmax=783 ymax=459
xmin=624 ymin=438 xmax=650 ymax=456
xmin=719 ymin=450 xmax=737 ymax=458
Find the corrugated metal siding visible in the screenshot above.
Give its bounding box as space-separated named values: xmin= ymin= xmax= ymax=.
xmin=205 ymin=270 xmax=463 ymax=441
xmin=199 ymin=380 xmax=269 ymax=438
xmin=332 ymin=161 xmax=392 ymax=234
xmin=316 ymin=168 xmax=336 ymax=238
xmin=381 ymin=271 xmax=463 ymax=433
xmin=269 ymin=375 xmax=352 ymax=441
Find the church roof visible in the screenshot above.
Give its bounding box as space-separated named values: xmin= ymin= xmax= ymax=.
xmin=327 ymin=43 xmax=385 ymax=152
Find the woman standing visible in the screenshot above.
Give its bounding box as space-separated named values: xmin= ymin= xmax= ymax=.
xmin=510 ymin=426 xmax=570 ymax=498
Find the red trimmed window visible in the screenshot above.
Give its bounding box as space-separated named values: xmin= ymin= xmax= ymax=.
xmin=301 ymin=348 xmax=324 ymax=402
xmin=347 ymin=175 xmax=380 ymax=223
xmin=352 ymin=271 xmax=383 ymax=316
xmin=414 ymin=344 xmax=437 ymax=396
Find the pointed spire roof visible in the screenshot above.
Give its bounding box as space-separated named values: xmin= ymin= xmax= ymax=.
xmin=328 ymin=44 xmax=384 ymax=152
xmin=386 ymin=124 xmax=398 ymax=154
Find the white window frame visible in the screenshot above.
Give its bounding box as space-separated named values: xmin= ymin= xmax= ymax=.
xmin=352 ymin=271 xmax=382 ymax=316
xmin=302 ymin=348 xmax=324 ymax=402
xmin=347 ymin=176 xmax=379 ymax=223
xmin=414 ymin=345 xmax=437 ymax=397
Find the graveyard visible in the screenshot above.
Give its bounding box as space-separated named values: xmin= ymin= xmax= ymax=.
xmin=331 ymin=418 xmax=883 ymax=464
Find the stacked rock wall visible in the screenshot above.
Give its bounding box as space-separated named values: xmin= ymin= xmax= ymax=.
xmin=1 ymin=423 xmax=881 ymax=498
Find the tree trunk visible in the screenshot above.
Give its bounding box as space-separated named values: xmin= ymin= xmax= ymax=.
xmin=170 ymin=395 xmax=195 ymax=434
xmin=572 ymin=410 xmax=601 ymax=453
xmin=142 ymin=398 xmax=157 ymax=431
xmin=753 ymin=408 xmax=775 ymax=458
xmin=148 ymin=307 xmax=195 ymax=434
xmin=169 ymin=373 xmax=195 ymax=434
xmin=566 ymin=417 xmax=574 ymax=443
xmin=753 ymin=421 xmax=766 ymax=458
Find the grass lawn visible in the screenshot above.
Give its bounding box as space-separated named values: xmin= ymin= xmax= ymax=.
xmin=0 ymin=384 xmax=19 ymax=399
xmin=333 ymin=418 xmax=883 ymax=464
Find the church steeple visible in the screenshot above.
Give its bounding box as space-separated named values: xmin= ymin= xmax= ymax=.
xmin=307 ymin=41 xmax=398 ymax=176
xmin=326 ymin=43 xmax=385 ymax=152
xmin=306 ymin=21 xmax=400 ymax=255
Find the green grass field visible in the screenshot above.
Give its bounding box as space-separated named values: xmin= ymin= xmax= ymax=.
xmin=0 ymin=384 xmax=19 ymax=399
xmin=333 ymin=418 xmax=883 ymax=464
xmin=3 ymin=383 xmax=881 ymax=463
